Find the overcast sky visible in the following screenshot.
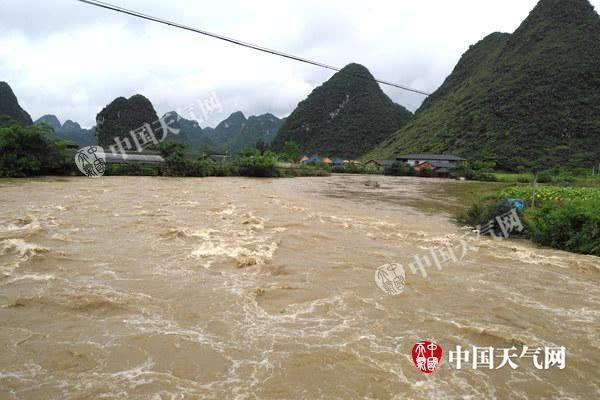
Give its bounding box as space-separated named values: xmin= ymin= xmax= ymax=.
xmin=1 ymin=0 xmax=599 ymax=128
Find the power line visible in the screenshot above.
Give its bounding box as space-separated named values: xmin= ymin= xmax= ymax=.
xmin=75 ymin=0 xmax=431 ymax=97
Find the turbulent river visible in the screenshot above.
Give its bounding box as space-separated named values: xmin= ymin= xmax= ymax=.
xmin=0 ymin=175 xmax=598 ymax=399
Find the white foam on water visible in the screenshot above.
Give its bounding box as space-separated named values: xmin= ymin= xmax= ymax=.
xmin=0 ymin=239 xmax=49 ymax=259
xmin=0 ymin=215 xmax=41 ymax=240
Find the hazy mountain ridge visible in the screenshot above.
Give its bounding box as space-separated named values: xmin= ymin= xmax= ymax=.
xmin=203 ymin=111 xmax=284 ymax=153
xmin=35 ymin=114 xmax=96 ymax=146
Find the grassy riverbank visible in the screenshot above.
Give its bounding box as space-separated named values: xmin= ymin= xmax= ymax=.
xmin=457 ymin=182 xmax=600 ymax=256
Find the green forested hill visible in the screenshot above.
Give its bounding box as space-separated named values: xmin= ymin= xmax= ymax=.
xmin=160 ymin=112 xmax=214 ymax=152
xmin=369 ymin=0 xmax=600 ymax=170
xmin=0 ymin=82 xmax=33 ymax=126
xmin=96 ymin=95 xmax=161 ymax=147
xmin=272 ymin=63 xmax=413 ymax=158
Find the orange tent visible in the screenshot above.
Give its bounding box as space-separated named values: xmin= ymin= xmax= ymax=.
xmin=322 ymin=157 xmax=333 ymax=164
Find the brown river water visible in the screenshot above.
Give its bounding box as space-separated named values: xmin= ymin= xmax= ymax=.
xmin=0 ymin=175 xmax=598 ymax=399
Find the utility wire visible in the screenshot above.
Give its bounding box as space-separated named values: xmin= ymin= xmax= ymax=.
xmin=75 ymin=0 xmax=431 ymax=96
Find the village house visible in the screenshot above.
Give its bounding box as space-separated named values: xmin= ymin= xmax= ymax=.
xmin=396 ymin=154 xmax=467 ymax=178
xmin=396 ymin=154 xmax=467 ymax=168
xmin=104 ymin=152 xmax=165 ymax=164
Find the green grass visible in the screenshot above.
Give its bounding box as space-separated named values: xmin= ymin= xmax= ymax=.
xmin=501 ymin=186 xmax=600 ymax=204
xmin=493 ymin=172 xmax=600 ymax=187
xmin=494 ymin=173 xmax=533 ymax=183
xmin=455 ymin=182 xmax=600 ymax=256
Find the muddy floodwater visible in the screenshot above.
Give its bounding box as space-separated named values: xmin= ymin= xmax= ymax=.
xmin=1 ymin=175 xmax=599 ymax=399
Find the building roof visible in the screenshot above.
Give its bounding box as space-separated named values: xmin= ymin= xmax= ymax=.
xmin=429 ymin=160 xmax=454 ymax=169
xmin=414 ymin=161 xmax=435 ymax=169
xmin=397 ymin=153 xmax=466 ymax=161
xmin=104 ymin=153 xmax=165 ymax=163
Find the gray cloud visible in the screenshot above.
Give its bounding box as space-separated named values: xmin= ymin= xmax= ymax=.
xmin=1 ymin=0 xmax=599 ymax=128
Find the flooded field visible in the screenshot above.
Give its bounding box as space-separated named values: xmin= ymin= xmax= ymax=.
xmin=0 ymin=175 xmax=599 ymax=399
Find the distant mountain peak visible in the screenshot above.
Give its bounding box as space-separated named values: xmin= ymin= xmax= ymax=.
xmin=227 ymin=111 xmax=247 ymax=121
xmin=511 ymin=0 xmax=599 ymax=42
xmin=62 ymin=120 xmax=83 ymax=132
xmin=96 ymin=94 xmax=161 ymax=146
xmin=203 ymin=112 xmax=283 ymax=153
xmin=528 ymin=0 xmax=596 ymax=18
xmin=272 ymin=63 xmax=413 ymax=158
xmin=337 ymin=63 xmax=375 ymax=79
xmin=35 ymin=114 xmax=62 ymax=131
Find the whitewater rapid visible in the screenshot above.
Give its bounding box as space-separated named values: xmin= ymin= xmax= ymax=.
xmin=0 ymin=176 xmax=598 ymax=399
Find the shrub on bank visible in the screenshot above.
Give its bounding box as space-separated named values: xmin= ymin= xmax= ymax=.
xmin=501 ymin=186 xmax=600 ymax=205
xmin=457 ymin=197 xmax=516 ymax=227
xmin=331 ymin=163 xmax=379 ymax=174
xmin=384 ymin=162 xmax=414 ymax=176
xmin=236 ymin=151 xmax=279 ymax=177
xmin=0 ymin=118 xmax=74 ymax=177
xmin=527 ymin=200 xmax=600 ymax=256
xmin=280 ymin=164 xmax=330 ymax=177
xmin=105 ymin=163 xmax=160 ymax=176
xmin=459 ymin=185 xmax=600 ymax=256
xmin=449 ymin=167 xmax=497 ymax=181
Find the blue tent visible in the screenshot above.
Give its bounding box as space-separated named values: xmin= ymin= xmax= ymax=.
xmin=333 ymin=158 xmax=345 ymax=165
xmin=308 ymin=155 xmax=321 ymax=163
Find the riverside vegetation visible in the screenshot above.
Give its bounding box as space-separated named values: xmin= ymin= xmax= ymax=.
xmin=1 ymin=115 xmax=598 ymax=257
xmin=1 ymin=113 xmax=598 ymax=256
xmin=458 ymin=184 xmax=600 ymax=256
xmin=0 ymin=116 xmax=328 ymax=179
